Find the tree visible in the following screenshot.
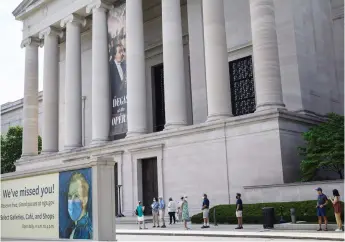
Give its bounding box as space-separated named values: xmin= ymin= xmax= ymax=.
xmin=1 ymin=126 xmax=42 ymax=174
xmin=299 ymin=113 xmax=344 ymax=181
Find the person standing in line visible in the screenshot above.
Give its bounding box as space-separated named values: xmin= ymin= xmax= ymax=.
xmin=168 ymin=197 xmax=177 ymax=225
xmin=330 ymin=189 xmax=343 ymax=231
xmin=151 ymin=197 xmax=160 ymax=228
xmin=235 ymin=193 xmax=243 ymax=229
xmin=316 ymin=187 xmax=328 ymax=231
xmin=158 ymin=196 xmax=166 ymax=228
xmin=201 ymin=194 xmax=210 ymax=228
xmin=136 ymin=201 xmax=146 ymax=229
xmin=177 ymin=197 xmax=183 ymax=223
xmin=182 ymin=196 xmax=190 ymax=230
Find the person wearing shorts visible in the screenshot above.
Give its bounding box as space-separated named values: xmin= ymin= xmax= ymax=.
xmin=201 ymin=194 xmax=210 ymax=228
xmin=136 ymin=201 xmax=146 ymax=229
xmin=316 ymin=187 xmax=328 ymax=231
xmin=235 ymin=193 xmax=243 ymax=229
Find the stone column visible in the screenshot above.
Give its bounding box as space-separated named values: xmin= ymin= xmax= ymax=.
xmin=20 ymin=37 xmax=40 ymax=157
xmin=250 ymin=0 xmax=285 ymax=111
xmin=39 ymin=27 xmax=62 ymax=153
xmin=61 ymin=14 xmax=86 ymax=150
xmin=87 ymin=0 xmax=112 ymax=144
xmin=162 ymin=0 xmax=188 ymax=129
xmin=202 ymin=0 xmax=232 ymax=121
xmin=126 ymin=0 xmax=147 ymax=137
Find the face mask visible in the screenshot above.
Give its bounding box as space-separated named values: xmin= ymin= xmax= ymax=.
xmin=153 ymin=199 xmax=156 ymax=202
xmin=68 ymin=199 xmax=83 ymax=221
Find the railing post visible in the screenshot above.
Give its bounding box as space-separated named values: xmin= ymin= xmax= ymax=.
xmin=213 ymin=208 xmax=218 ymax=226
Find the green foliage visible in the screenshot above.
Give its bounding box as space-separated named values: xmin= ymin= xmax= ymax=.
xmin=1 ymin=126 xmax=42 ymax=174
xmin=191 ymin=200 xmax=344 ymax=224
xmin=299 ymin=113 xmax=344 ymax=181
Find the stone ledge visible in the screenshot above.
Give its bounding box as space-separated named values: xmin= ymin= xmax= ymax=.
xmin=13 ymin=109 xmax=323 ymax=172
xmin=244 ymin=180 xmax=344 ymax=189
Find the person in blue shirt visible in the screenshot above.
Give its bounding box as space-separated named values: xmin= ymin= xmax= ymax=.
xmin=316 ymin=187 xmax=328 ymax=231
xmin=151 ymin=197 xmax=160 ymax=228
xmin=235 ymin=193 xmax=243 ymax=229
xmin=158 ymin=196 xmax=166 ymax=228
xmin=201 ymin=194 xmax=210 ymax=228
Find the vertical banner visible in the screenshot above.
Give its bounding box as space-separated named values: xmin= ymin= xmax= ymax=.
xmin=108 ymin=3 xmax=127 ymax=138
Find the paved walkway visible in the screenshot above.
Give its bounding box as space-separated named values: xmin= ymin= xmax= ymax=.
xmin=116 ymin=224 xmax=344 ymax=241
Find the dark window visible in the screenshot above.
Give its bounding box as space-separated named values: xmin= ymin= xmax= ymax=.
xmin=152 ymin=64 xmax=166 ymax=132
xmin=229 ymin=56 xmax=256 ymax=116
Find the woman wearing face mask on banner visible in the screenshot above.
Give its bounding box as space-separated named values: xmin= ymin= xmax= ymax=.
xmin=60 ymin=171 xmax=93 ymax=239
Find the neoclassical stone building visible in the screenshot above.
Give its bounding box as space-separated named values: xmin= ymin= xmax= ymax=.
xmin=2 ymin=0 xmax=344 ymax=228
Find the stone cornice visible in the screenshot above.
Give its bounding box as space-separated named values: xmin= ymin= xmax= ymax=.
xmin=14 ymin=109 xmax=323 ymax=168
xmin=20 ymin=37 xmax=41 ymax=48
xmin=86 ymin=0 xmax=113 ymax=14
xmin=1 ymin=91 xmax=43 ymax=114
xmin=60 ymin=14 xmax=87 ymax=28
xmin=39 ymin=26 xmax=63 ymax=39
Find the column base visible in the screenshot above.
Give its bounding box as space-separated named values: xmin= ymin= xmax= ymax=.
xmin=21 ymin=152 xmax=38 ymax=159
xmin=41 ymin=149 xmax=58 ymax=155
xmin=206 ymin=113 xmax=232 ymax=122
xmin=90 ymin=139 xmax=110 ymax=146
xmin=164 ymin=122 xmax=187 ymax=130
xmin=64 ymin=144 xmax=82 ymax=151
xmin=255 ymin=102 xmax=286 ymax=112
xmin=126 ymin=130 xmax=147 ymax=138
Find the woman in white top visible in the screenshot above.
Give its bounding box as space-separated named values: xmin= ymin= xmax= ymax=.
xmin=167 ymin=197 xmax=177 ymax=225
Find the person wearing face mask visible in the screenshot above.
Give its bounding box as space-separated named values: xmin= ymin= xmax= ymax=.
xmin=66 ymin=172 xmax=92 ymax=239
xmin=136 ymin=201 xmax=146 ymax=229
xmin=151 ymin=197 xmax=160 ymax=228
xmin=158 ymin=196 xmax=166 ymax=228
xmin=181 ymin=196 xmax=190 ymax=230
xmin=235 ymin=193 xmax=243 ymax=229
xmin=167 ymin=197 xmax=177 ymax=225
xmin=201 ymin=194 xmax=210 ymax=228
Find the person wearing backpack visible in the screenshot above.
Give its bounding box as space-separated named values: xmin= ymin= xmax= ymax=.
xmin=136 ymin=201 xmax=146 ymax=229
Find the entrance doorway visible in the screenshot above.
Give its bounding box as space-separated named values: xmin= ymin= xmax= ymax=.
xmin=141 ymin=158 xmax=158 ymax=215
xmin=152 ymin=64 xmax=166 ymax=132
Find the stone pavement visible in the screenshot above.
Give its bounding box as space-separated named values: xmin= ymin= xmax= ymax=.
xmin=116 ymin=223 xmax=345 ymax=241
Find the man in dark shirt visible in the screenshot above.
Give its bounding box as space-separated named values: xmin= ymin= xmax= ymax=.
xmin=316 ymin=187 xmax=328 ymax=231
xmin=235 ymin=193 xmax=243 ymax=229
xmin=201 ymin=194 xmax=210 ymax=228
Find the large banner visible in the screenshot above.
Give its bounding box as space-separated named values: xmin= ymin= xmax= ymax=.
xmin=108 ymin=3 xmax=127 ymax=137
xmin=1 ymin=168 xmax=92 ymax=240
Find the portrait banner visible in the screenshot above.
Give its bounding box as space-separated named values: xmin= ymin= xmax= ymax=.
xmin=1 ymin=168 xmax=93 ymax=240
xmin=108 ymin=3 xmax=127 ymax=138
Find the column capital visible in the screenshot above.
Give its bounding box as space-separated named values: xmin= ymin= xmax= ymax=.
xmin=60 ymin=14 xmax=86 ymax=28
xmin=20 ymin=37 xmax=41 ymax=48
xmin=39 ymin=27 xmax=63 ymax=40
xmin=86 ymin=0 xmax=113 ymax=14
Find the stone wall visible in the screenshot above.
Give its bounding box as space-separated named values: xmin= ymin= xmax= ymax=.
xmin=244 ymin=180 xmax=344 ymax=204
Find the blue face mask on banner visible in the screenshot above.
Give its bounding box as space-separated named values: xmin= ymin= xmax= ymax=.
xmin=68 ymin=199 xmax=83 ymax=221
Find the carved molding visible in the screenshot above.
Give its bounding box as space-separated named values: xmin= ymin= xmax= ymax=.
xmin=60 ymin=14 xmax=86 ymax=28
xmin=39 ymin=26 xmax=63 ymax=39
xmin=20 ymin=37 xmax=41 ymax=48
xmin=86 ymin=0 xmax=113 ymax=14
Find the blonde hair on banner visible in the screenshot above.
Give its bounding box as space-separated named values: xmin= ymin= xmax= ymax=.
xmin=69 ymin=172 xmax=89 ymax=199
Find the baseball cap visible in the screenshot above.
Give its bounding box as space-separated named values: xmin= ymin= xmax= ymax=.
xmin=315 ymin=187 xmax=322 ymax=192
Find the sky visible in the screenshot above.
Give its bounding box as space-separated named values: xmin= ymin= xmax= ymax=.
xmin=0 ymin=0 xmax=44 ymax=105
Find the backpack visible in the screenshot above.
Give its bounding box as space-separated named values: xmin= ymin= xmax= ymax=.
xmin=135 ymin=208 xmax=138 ymax=216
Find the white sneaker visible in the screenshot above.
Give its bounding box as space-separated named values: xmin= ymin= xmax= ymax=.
xmin=335 ymin=228 xmax=342 ymax=232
